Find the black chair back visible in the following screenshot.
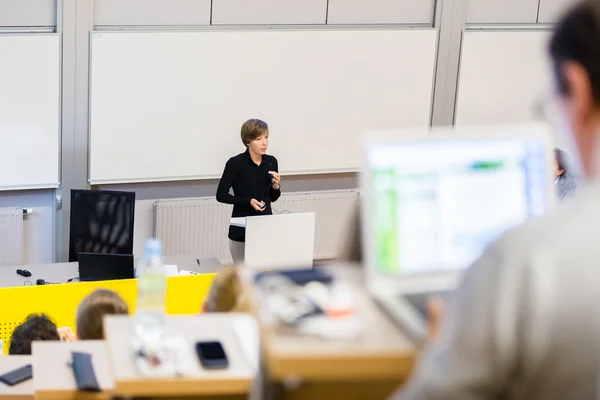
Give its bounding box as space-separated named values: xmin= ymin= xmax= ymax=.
xmin=69 ymin=189 xmax=135 ymax=262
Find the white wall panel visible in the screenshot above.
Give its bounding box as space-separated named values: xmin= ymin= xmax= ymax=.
xmin=455 ymin=30 xmax=551 ymax=125
xmin=211 ymin=0 xmax=327 ymax=25
xmin=0 ymin=0 xmax=56 ymax=27
xmin=538 ymin=0 xmax=578 ymax=23
xmin=327 ymin=0 xmax=435 ymax=25
xmin=94 ymin=0 xmax=211 ymax=26
xmin=466 ymin=0 xmax=539 ymax=23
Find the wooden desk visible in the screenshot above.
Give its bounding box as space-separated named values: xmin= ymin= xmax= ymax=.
xmin=0 ymin=355 xmax=33 ymax=400
xmin=0 ymin=256 xmax=221 ymax=288
xmin=104 ymin=314 xmax=256 ymax=398
xmin=240 ymin=263 xmax=416 ymax=400
xmin=32 ymin=341 xmax=114 ymax=400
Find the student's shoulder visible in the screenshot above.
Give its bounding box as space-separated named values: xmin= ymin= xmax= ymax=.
xmin=495 ymin=188 xmax=600 ymax=268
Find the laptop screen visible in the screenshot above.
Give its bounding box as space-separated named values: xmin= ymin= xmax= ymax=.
xmin=78 ymin=252 xmax=135 ymax=281
xmin=367 ymin=136 xmax=549 ymax=275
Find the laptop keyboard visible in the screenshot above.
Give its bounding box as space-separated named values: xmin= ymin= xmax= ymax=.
xmin=403 ymin=290 xmax=452 ymax=319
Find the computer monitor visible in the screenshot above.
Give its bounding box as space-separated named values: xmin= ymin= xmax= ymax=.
xmin=77 ymin=253 xmax=135 ymax=282
xmin=361 ymin=124 xmax=555 ymax=276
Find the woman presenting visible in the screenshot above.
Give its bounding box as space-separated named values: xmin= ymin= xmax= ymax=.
xmin=216 ymin=119 xmax=281 ymax=263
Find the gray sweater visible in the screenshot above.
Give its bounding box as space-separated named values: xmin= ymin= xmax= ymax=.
xmin=393 ymin=181 xmax=600 ymax=400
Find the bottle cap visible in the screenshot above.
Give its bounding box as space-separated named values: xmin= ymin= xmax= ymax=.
xmin=144 ymin=238 xmax=162 ymax=258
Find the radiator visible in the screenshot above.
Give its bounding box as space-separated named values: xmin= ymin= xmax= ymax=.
xmin=0 ymin=208 xmax=24 ymax=266
xmin=154 ymin=190 xmax=360 ymax=264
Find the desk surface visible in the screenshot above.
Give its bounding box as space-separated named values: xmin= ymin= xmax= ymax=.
xmin=32 ymin=340 xmax=114 ymax=400
xmin=104 ymin=314 xmax=257 ymax=397
xmin=0 ymin=355 xmax=33 ymax=400
xmin=0 ymin=256 xmax=221 ymax=288
xmin=241 ymin=263 xmax=417 ymax=382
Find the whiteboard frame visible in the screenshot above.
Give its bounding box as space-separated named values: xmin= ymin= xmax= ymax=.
xmin=88 ymin=26 xmax=438 ymax=185
xmin=453 ymin=25 xmax=553 ymax=126
xmin=0 ymin=33 xmax=61 ymax=192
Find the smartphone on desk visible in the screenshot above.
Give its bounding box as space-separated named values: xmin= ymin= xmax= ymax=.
xmin=0 ymin=364 xmax=32 ymax=386
xmin=195 ymin=341 xmax=229 ymax=369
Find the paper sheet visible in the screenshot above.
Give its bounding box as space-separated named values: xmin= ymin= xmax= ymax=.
xmin=230 ymin=217 xmax=246 ymax=228
xmin=178 ymin=269 xmax=199 ymax=276
xmin=232 ymin=315 xmax=259 ymax=371
xmin=164 ymin=265 xmax=178 ymax=277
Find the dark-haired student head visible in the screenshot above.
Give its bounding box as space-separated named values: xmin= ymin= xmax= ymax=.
xmin=9 ymin=314 xmax=60 ymax=355
xmin=549 ymin=0 xmax=600 ymax=179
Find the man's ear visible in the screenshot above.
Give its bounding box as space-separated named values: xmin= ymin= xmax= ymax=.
xmin=562 ymin=61 xmax=599 ymax=175
xmin=562 ymin=61 xmax=595 ymax=131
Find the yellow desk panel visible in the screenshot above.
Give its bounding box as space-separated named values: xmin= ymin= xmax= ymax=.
xmin=0 ymin=274 xmax=215 ymax=354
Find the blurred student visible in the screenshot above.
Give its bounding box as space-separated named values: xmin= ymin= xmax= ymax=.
xmin=216 ymin=119 xmax=281 ymax=264
xmin=76 ymin=289 xmax=129 ymax=340
xmin=202 ymin=266 xmax=248 ymax=313
xmin=9 ymin=314 xmax=60 ymax=355
xmin=393 ymin=2 xmax=600 ymax=399
xmin=555 ymin=148 xmax=577 ymax=199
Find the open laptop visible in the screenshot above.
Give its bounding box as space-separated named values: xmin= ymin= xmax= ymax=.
xmin=360 ymin=123 xmax=556 ymax=345
xmin=244 ymin=213 xmax=316 ymax=270
xmin=78 ymin=252 xmax=135 ymax=281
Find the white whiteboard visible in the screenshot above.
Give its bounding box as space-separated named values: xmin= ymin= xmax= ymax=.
xmin=455 ymin=30 xmax=551 ymax=126
xmin=0 ymin=35 xmax=60 ymax=190
xmin=89 ymin=29 xmax=437 ymax=184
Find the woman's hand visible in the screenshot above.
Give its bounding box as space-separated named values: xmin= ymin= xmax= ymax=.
xmin=250 ymin=198 xmax=266 ymax=211
xmin=57 ymin=326 xmax=77 ymax=341
xmin=427 ymin=296 xmax=446 ymax=343
xmin=269 ymin=171 xmax=281 ymax=190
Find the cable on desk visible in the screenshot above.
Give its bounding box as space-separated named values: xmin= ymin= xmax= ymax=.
xmin=23 ymin=280 xmax=32 ymax=286
xmin=36 ymin=279 xmax=59 ymax=285
xmin=272 ymin=208 xmax=291 ymax=215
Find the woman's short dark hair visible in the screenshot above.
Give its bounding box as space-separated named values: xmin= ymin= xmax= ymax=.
xmin=555 ymin=148 xmax=569 ymax=175
xmin=549 ymin=0 xmax=600 ymax=104
xmin=240 ymin=119 xmax=268 ymax=147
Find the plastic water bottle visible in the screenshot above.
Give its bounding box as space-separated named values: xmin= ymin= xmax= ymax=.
xmin=134 ymin=238 xmax=167 ymax=350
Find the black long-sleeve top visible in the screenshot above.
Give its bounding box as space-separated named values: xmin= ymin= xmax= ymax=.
xmin=216 ymin=149 xmax=281 ymax=242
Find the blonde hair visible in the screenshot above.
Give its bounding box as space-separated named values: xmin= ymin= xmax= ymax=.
xmin=76 ymin=289 xmax=129 ymax=340
xmin=203 ymin=266 xmax=248 ymax=312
